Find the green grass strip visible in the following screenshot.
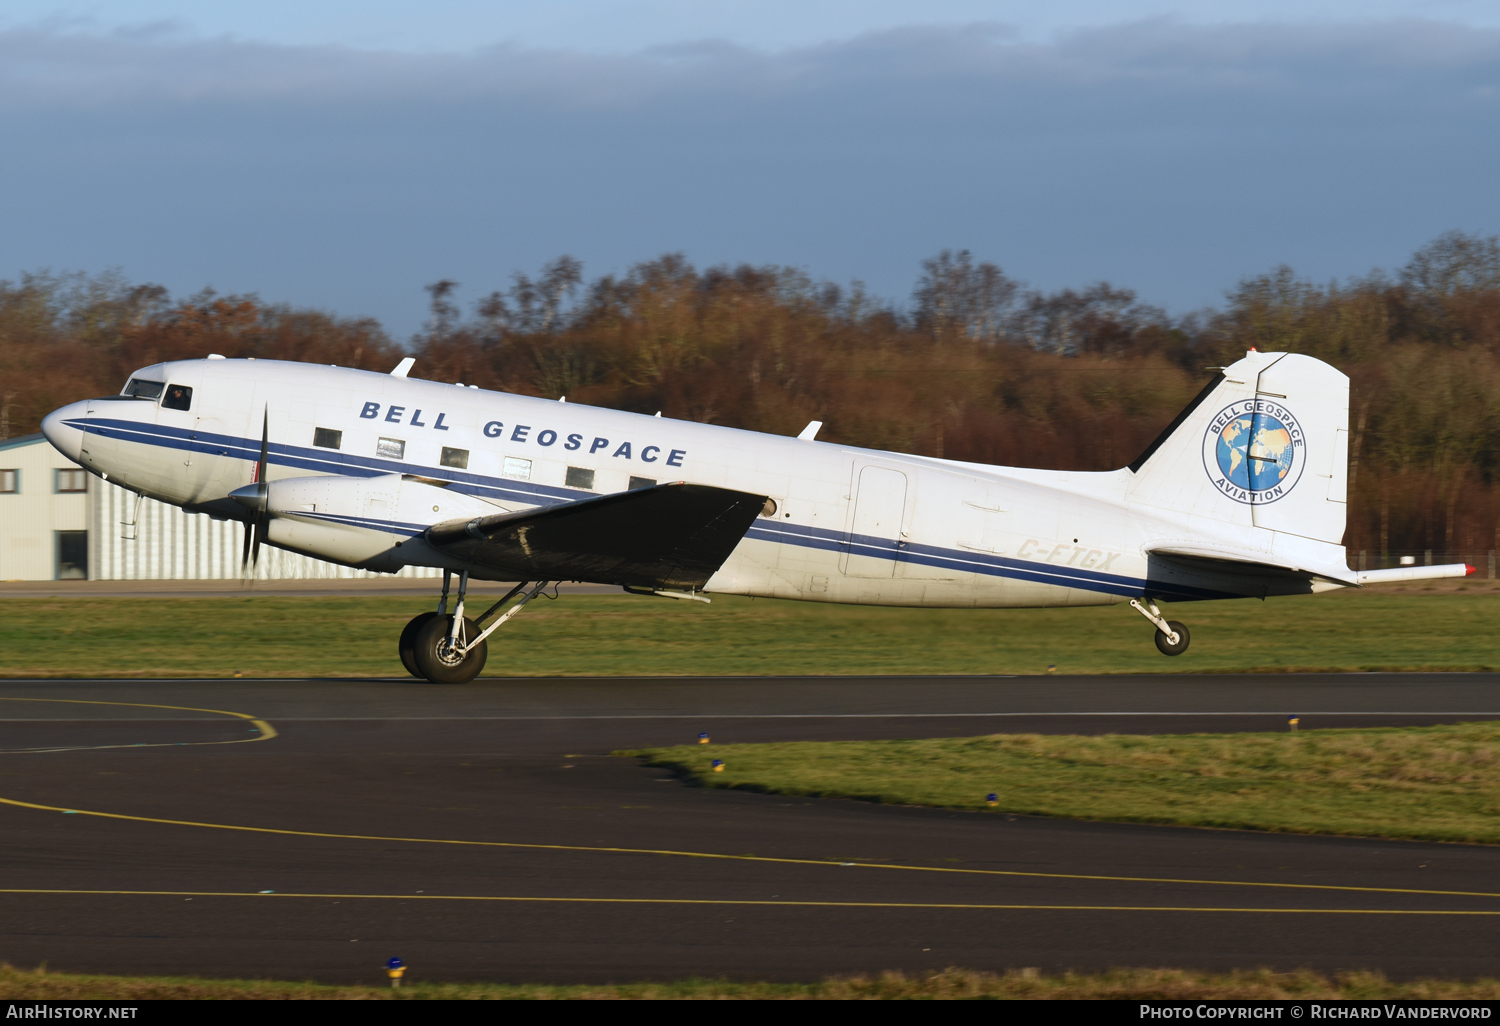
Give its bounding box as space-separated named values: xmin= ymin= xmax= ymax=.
xmin=631 ymin=721 xmax=1500 ymax=844
xmin=0 ymin=589 xmax=1497 ymax=678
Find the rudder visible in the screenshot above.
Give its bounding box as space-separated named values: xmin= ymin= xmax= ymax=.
xmin=1126 ymin=351 xmax=1349 ymax=545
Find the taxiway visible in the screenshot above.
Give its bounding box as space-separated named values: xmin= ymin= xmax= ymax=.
xmin=2 ymin=673 xmax=1499 ymax=984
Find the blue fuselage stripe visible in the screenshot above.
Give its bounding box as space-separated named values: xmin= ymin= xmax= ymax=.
xmin=79 ymin=417 xmax=1234 ymax=600
xmin=743 ymin=523 xmax=1228 ymax=600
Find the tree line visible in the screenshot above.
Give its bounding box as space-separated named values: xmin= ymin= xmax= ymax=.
xmin=3 ymin=232 xmax=1498 ymax=564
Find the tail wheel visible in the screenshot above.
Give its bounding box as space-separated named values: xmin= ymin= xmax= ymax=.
xmin=398 ymin=612 xmax=438 ymax=679
xmin=413 ymin=614 xmax=489 ymax=684
xmin=1154 ymin=620 xmax=1191 ymax=657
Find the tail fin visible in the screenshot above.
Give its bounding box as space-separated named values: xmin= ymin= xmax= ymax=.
xmin=1126 ymin=352 xmax=1349 ymax=545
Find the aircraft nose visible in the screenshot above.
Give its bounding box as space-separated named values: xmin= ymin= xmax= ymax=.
xmin=41 ymin=401 xmax=89 ymax=463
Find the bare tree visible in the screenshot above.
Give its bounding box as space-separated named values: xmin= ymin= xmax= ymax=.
xmin=914 ymin=250 xmax=1018 ymax=343
xmin=1402 ymin=231 xmax=1500 ymax=297
xmin=475 ymin=256 xmax=584 ymax=339
xmin=514 ymin=257 xmax=585 ymax=334
xmin=424 ymin=280 xmax=461 ymax=340
xmin=1012 ymin=282 xmax=1160 ymax=356
xmin=1394 ymin=232 xmax=1500 ymax=349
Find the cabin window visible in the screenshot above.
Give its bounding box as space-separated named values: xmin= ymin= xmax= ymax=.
xmin=161 ymin=384 xmax=193 ymax=411
xmin=565 ymin=466 xmax=594 ymax=490
xmin=628 ymin=476 xmax=656 ymax=490
xmin=760 ymin=497 xmax=778 ymax=518
xmin=441 ymin=447 xmax=469 ymax=470
xmin=502 ymin=456 xmax=531 ymax=480
xmin=123 ymin=378 xmax=163 ymax=399
xmin=55 ymin=468 xmax=87 ymax=493
xmin=376 ymin=437 xmax=405 ymax=460
xmin=0 ymin=470 xmax=16 ymax=494
xmin=313 ymin=428 xmax=343 ymax=450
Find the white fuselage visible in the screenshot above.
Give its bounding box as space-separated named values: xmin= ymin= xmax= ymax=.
xmin=41 ymin=357 xmax=1342 ymax=607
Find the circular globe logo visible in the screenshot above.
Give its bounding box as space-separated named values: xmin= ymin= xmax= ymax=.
xmin=1201 ymin=400 xmax=1305 ymax=504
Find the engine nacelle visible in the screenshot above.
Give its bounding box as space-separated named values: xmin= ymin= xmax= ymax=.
xmin=263 ymin=473 xmax=508 ymax=571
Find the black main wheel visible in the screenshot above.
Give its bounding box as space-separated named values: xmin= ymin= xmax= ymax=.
xmin=413 ymin=614 xmax=489 ymax=684
xmin=1154 ymin=620 xmax=1190 ymax=656
xmin=398 ymin=612 xmax=439 ymax=679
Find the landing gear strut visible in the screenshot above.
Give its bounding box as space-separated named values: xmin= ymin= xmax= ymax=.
xmin=398 ymin=572 xmax=552 ymax=684
xmin=1130 ymin=598 xmax=1190 ymax=657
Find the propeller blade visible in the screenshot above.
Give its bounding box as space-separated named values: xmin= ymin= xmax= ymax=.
xmin=252 ymin=407 xmax=270 ymax=568
xmin=256 ymin=408 xmax=270 ymax=498
xmin=240 ymin=407 xmax=272 ymax=574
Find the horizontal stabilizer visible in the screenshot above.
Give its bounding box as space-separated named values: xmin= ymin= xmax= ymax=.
xmin=424 ymin=482 xmax=767 ymax=589
xmin=1147 ymin=544 xmax=1358 ymax=587
xmin=1357 ymin=564 xmax=1474 ymax=586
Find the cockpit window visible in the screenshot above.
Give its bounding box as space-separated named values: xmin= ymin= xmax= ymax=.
xmin=123 ymin=378 xmax=164 ymax=399
xmin=161 ymin=384 xmax=193 ymax=411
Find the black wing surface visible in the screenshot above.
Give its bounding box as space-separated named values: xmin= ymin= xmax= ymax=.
xmin=424 ymin=482 xmax=767 ymax=589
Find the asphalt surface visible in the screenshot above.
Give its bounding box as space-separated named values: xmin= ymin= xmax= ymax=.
xmin=3 ymin=673 xmax=1500 ymax=985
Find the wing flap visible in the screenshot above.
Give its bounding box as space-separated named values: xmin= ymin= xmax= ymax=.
xmin=425 ymin=482 xmax=767 ymax=589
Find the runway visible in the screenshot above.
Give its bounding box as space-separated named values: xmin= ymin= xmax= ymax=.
xmin=3 ymin=673 xmax=1500 ymax=985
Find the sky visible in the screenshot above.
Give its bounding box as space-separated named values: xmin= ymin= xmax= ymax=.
xmin=2 ymin=2 xmax=1499 ymax=339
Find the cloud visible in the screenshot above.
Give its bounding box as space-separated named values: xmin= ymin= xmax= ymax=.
xmin=0 ymin=19 xmax=1496 ymax=335
xmin=2 ymin=18 xmax=1497 ymax=119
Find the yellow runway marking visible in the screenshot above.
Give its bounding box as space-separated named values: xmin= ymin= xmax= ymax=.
xmin=0 ymin=697 xmax=277 ymax=753
xmin=0 ymin=888 xmax=1497 ymax=916
xmin=3 ymin=698 xmax=1497 ymax=908
xmin=8 ymin=792 xmax=1500 ymax=904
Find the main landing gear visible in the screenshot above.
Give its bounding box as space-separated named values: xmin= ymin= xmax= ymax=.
xmin=399 ymin=571 xmax=552 ymax=684
xmin=1130 ymin=598 xmax=1190 ymax=657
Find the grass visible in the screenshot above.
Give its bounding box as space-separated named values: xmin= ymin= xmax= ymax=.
xmin=632 ymin=720 xmax=1500 ymax=844
xmin=0 ymin=587 xmax=1496 ymax=678
xmin=7 ymin=964 xmax=1500 ymax=1000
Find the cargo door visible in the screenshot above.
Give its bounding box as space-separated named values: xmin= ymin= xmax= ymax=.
xmin=840 ymin=465 xmax=908 ymax=578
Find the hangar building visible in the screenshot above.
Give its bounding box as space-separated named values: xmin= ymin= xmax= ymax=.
xmin=0 ymin=433 xmax=439 ymax=582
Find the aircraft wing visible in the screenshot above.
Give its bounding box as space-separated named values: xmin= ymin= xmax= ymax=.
xmin=424 ymin=482 xmax=767 ymax=590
